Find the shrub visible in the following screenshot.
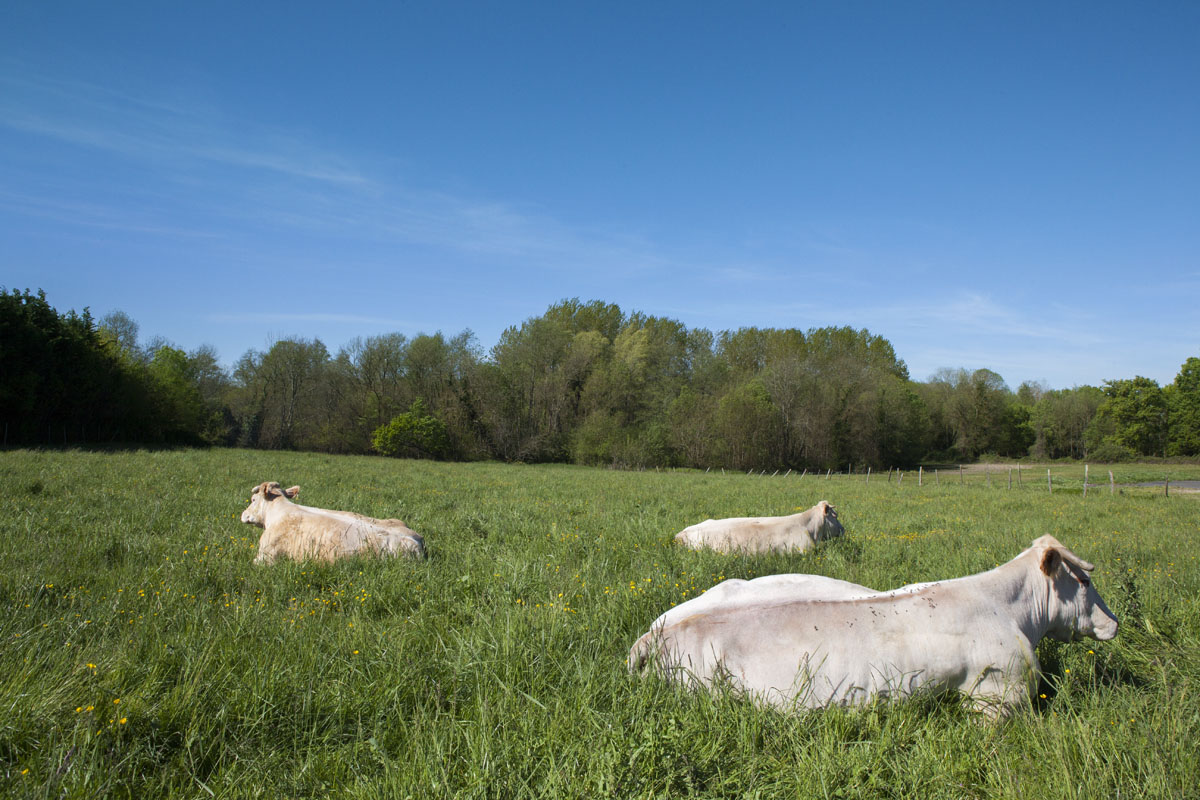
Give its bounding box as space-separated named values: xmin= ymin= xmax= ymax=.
xmin=371 ymin=399 xmax=451 ymax=459
xmin=1087 ymin=440 xmax=1137 ymax=463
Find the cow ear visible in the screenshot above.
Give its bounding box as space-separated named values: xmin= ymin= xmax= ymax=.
xmin=285 ymin=486 xmax=300 ymax=498
xmin=1040 ymin=548 xmax=1062 ymax=576
xmin=264 ymin=484 xmax=282 ymax=500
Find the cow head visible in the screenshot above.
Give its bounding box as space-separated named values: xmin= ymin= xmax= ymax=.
xmin=241 ymin=481 xmax=300 ymax=526
xmin=815 ymin=501 xmax=845 ymax=541
xmin=1033 ymin=535 xmax=1119 ymax=643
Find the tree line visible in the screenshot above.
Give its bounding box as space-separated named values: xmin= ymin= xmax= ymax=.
xmin=3 ymin=289 xmax=1198 ymax=466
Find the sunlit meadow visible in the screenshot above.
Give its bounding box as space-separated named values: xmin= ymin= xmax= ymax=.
xmin=1 ymin=449 xmax=1198 ymax=798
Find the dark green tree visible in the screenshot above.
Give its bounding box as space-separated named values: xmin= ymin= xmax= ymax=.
xmin=146 ymin=345 xmax=208 ymax=444
xmin=1167 ymin=357 xmax=1200 ymax=456
xmin=230 ymin=338 xmax=330 ymax=449
xmin=1030 ymin=386 xmax=1104 ymax=459
xmin=715 ymin=380 xmax=782 ymax=470
xmin=0 ymin=289 xmax=162 ymax=445
xmin=1087 ymin=377 xmax=1167 ymax=458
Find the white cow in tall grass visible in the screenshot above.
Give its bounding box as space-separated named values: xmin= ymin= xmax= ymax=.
xmin=630 ymin=535 xmax=1118 ymax=717
xmin=241 ymin=481 xmax=426 ymax=564
xmin=641 ymin=572 xmax=941 ymax=633
xmin=644 ymin=573 xmax=878 ymax=632
xmin=673 ymin=500 xmax=844 ymax=554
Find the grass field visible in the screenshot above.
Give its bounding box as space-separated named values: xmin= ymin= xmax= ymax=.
xmin=1 ymin=448 xmax=1198 ymax=799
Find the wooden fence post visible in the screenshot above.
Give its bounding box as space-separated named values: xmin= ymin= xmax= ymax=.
xmin=1017 ymin=462 xmax=1022 ymax=485
xmin=1008 ymin=468 xmax=1012 ymax=489
xmin=1165 ymin=477 xmax=1170 ymax=497
xmin=866 ymin=467 xmax=870 ymax=484
xmin=800 ymin=468 xmax=807 ymax=479
xmin=1109 ymin=470 xmax=1114 ymax=495
xmin=959 ymin=465 xmax=964 ymax=485
xmin=898 ymin=471 xmax=903 ymax=485
xmin=919 ymin=466 xmax=923 ymax=486
xmin=1083 ymin=464 xmax=1089 ymax=498
xmin=1047 ymin=469 xmax=1052 ymax=494
xmin=783 ymin=469 xmax=791 ymax=477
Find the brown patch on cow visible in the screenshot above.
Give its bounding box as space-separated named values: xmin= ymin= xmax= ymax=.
xmin=1040 ymin=548 xmax=1061 ymax=576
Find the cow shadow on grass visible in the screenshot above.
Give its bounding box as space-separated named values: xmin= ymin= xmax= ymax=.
xmin=1032 ymin=638 xmax=1151 ymax=714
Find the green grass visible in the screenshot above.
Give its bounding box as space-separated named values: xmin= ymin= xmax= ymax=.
xmin=1 ymin=448 xmax=1197 ymax=798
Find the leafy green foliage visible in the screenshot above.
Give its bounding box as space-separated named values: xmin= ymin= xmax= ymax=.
xmin=716 ymin=379 xmax=782 ymax=469
xmin=7 ymin=289 xmax=1200 ymax=466
xmin=371 ymin=398 xmax=452 ymax=459
xmin=1168 ymin=357 xmax=1200 ymax=456
xmin=147 ymin=346 xmax=208 ymax=441
xmin=1088 ymin=377 xmax=1168 ymax=458
xmin=1087 ymin=439 xmax=1138 ymax=463
xmin=0 ymin=289 xmax=201 ymax=445
xmin=1030 ymin=386 xmax=1105 ymax=459
xmin=919 ymin=368 xmax=1034 ymax=460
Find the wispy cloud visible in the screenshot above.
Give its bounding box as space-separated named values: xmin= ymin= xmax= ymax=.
xmin=1 ymin=68 xmax=688 ymax=276
xmin=0 ymin=72 xmax=366 ymax=185
xmin=706 ymin=265 xmax=782 ymax=283
xmin=0 ymin=187 xmax=225 ymax=239
xmin=890 ymin=292 xmax=1106 ymax=346
xmin=209 ymin=312 xmax=424 ymax=328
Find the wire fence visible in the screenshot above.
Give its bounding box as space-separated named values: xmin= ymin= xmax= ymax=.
xmin=694 ymin=462 xmax=1193 ymax=496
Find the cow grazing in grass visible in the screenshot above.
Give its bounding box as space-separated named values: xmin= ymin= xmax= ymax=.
xmin=630 ymin=535 xmax=1117 ymax=718
xmin=241 ymin=482 xmax=426 ymax=564
xmin=673 ymin=500 xmax=844 ymax=554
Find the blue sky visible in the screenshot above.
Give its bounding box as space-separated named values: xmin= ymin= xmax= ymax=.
xmin=2 ymin=1 xmax=1197 ymax=389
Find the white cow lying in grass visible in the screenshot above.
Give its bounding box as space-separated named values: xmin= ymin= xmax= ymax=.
xmin=645 ymin=573 xmax=878 ymax=632
xmin=630 ymin=535 xmax=1118 ymax=717
xmin=241 ymin=482 xmax=426 ymax=564
xmin=673 ymin=500 xmax=844 ymax=554
xmin=640 ymin=572 xmax=943 ymax=634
